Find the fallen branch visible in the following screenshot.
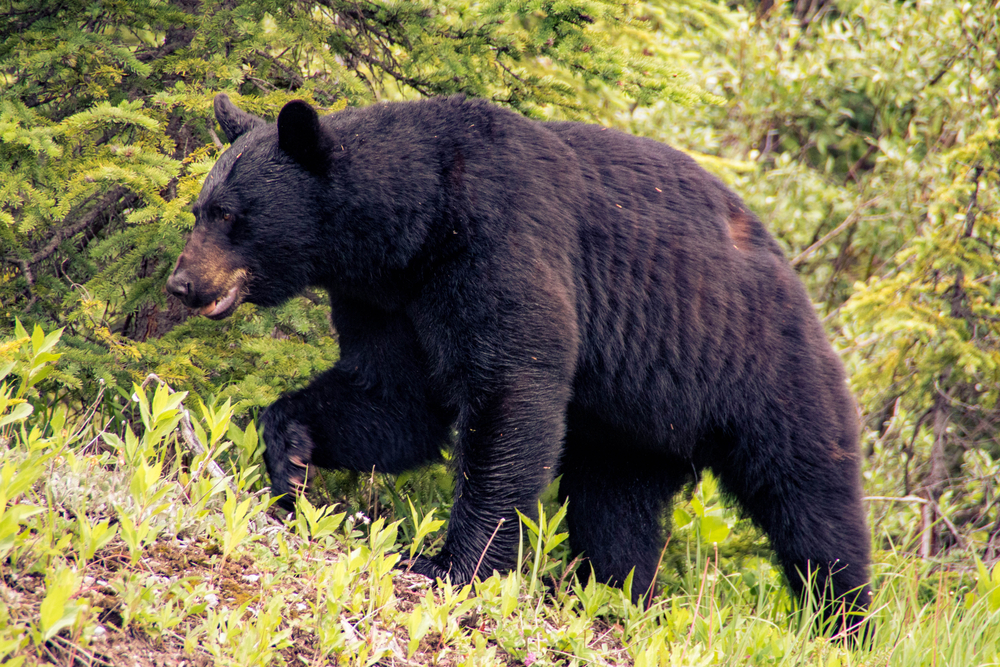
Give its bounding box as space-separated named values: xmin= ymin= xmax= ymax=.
xmin=863 ymin=495 xmax=929 ymax=504
xmin=865 ymin=494 xmax=968 ymax=557
xmin=933 ymin=499 xmax=967 ymax=552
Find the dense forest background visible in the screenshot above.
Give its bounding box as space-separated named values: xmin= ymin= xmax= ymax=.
xmin=2 ymin=0 xmax=1000 ymax=665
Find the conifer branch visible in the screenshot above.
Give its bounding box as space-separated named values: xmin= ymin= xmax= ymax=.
xmin=253 ymin=49 xmax=305 ymax=88
xmin=15 ymin=188 xmax=138 ymax=271
xmin=4 ymin=188 xmax=138 ymax=298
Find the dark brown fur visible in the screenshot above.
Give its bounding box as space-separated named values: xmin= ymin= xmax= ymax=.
xmin=168 ymin=95 xmax=872 ymax=636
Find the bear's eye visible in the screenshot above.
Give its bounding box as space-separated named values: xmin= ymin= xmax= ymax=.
xmin=219 ymin=211 xmax=235 ymax=232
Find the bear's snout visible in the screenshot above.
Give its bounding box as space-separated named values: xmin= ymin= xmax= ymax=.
xmin=166 ymin=269 xmax=192 ymax=301
xmin=166 ymin=259 xmax=247 ymax=319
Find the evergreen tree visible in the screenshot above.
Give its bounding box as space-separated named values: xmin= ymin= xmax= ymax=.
xmin=1 ymin=0 xmax=703 ymax=408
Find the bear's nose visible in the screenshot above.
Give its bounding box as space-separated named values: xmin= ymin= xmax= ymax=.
xmin=166 ymin=270 xmax=191 ymax=299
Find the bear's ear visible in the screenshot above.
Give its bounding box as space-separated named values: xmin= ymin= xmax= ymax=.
xmin=214 ymin=94 xmax=264 ymax=143
xmin=277 ymin=100 xmax=331 ymax=174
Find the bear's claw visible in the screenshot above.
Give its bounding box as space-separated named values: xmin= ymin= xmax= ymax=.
xmin=402 ymin=554 xmax=465 ymax=585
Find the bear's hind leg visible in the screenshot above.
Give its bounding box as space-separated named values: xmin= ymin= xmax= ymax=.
xmin=710 ymin=429 xmax=872 ymax=637
xmin=559 ymin=414 xmax=690 ymax=607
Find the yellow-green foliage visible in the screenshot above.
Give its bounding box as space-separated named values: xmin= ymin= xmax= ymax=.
xmin=625 ymin=0 xmax=1000 ymax=559
xmin=3 ymin=321 xmax=1000 ymax=666
xmin=4 ymin=1 xmax=1000 ymax=663
xmin=0 ymin=0 xmax=708 ymax=432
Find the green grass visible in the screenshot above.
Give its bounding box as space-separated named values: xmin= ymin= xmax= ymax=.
xmin=3 ymin=330 xmax=1000 ymax=667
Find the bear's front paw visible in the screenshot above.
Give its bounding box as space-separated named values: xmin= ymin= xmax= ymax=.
xmin=261 ymin=405 xmax=317 ymax=512
xmin=402 ymin=553 xmax=471 ymax=586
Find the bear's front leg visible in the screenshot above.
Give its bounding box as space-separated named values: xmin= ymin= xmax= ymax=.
xmin=407 ymin=382 xmax=571 ymax=584
xmin=262 ymin=308 xmax=453 ymax=510
xmin=403 ymin=253 xmax=581 ymax=585
xmin=262 ymin=366 xmax=451 ymax=510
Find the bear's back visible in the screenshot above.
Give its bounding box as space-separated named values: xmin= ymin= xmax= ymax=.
xmin=527 ymin=121 xmax=838 ymax=447
xmin=310 ymin=97 xmax=835 ymax=444
xmin=541 ymin=120 xmax=782 ymax=259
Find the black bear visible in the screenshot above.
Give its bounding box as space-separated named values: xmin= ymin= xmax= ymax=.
xmin=167 ymin=94 xmax=871 ymax=628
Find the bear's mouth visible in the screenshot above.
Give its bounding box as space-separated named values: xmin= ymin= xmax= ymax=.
xmin=200 ymin=281 xmax=243 ymax=319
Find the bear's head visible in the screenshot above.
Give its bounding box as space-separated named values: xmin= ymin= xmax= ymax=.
xmin=166 ymin=94 xmax=338 ymax=318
